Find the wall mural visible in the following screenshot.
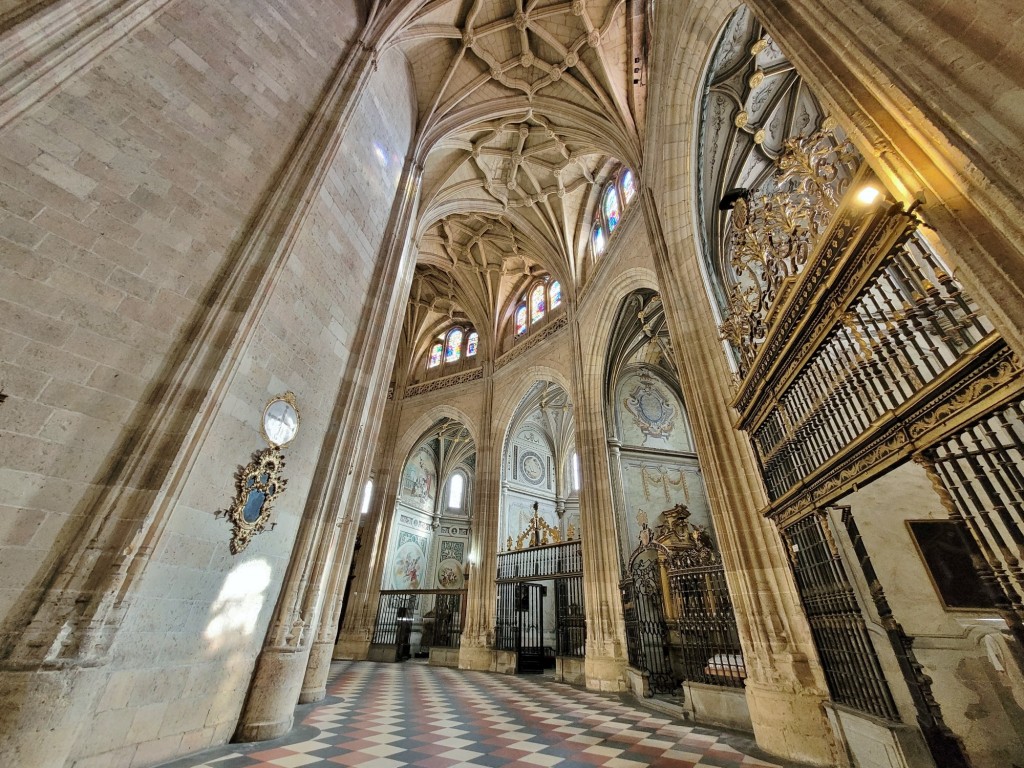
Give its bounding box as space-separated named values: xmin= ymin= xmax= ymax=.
xmin=401 ymin=447 xmax=436 ymax=512
xmin=623 ymin=369 xmax=675 ymax=439
xmin=391 ymin=529 xmax=427 ymax=589
xmin=434 ymin=538 xmax=467 ymax=589
xmin=616 ymin=368 xmax=693 ymax=451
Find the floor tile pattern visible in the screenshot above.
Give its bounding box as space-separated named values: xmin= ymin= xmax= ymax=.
xmin=163 ymin=661 xmax=795 ymax=768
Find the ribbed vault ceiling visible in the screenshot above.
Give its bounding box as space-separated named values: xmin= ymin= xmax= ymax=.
xmin=382 ymin=0 xmax=646 ymax=381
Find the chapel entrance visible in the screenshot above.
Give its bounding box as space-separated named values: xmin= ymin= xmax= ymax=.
xmin=495 ymin=504 xmax=585 ymax=674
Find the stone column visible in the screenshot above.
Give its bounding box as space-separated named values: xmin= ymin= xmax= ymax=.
xmin=459 ymin=365 xmax=500 ymax=670
xmin=234 ymin=155 xmax=421 ymax=740
xmin=747 ymin=0 xmax=1024 ymax=358
xmin=640 ymin=192 xmax=836 ymax=765
xmin=570 ymin=313 xmax=629 ymax=691
xmin=296 ymin=162 xmax=421 ymax=703
xmin=606 ymin=439 xmax=628 ymax=559
xmin=333 ymin=402 xmax=406 ymax=661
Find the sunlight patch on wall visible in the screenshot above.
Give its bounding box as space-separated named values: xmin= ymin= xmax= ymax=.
xmin=204 ymin=559 xmax=273 ymax=651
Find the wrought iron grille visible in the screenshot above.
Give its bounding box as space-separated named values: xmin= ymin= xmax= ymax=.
xmin=497 ymin=540 xmax=582 ymax=580
xmin=667 ymin=555 xmax=745 ymax=687
xmin=620 ymin=556 xmax=676 ymax=694
xmin=372 ymin=592 xmax=419 ymax=646
xmin=372 ymin=590 xmax=465 ymax=650
xmin=784 ymin=513 xmax=899 ymax=720
xmin=494 ymin=580 xmax=519 ymax=653
xmin=495 ymin=541 xmax=585 ymax=659
xmin=755 ymin=236 xmax=993 ymax=500
xmin=927 ymin=396 xmax=1024 ymax=640
xmin=555 ymin=576 xmax=586 ymax=657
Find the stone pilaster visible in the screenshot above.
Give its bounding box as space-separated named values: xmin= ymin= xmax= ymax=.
xmin=459 ymin=366 xmax=500 ymax=671
xmin=333 ymin=420 xmax=404 ymax=662
xmin=639 ymin=191 xmax=837 ymax=765
xmin=570 ymin=313 xmax=629 ymax=692
xmin=235 ymin=155 xmax=422 ymax=740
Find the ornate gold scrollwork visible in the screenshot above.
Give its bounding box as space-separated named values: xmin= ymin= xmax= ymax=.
xmin=507 ymin=501 xmax=567 ymax=550
xmin=719 ymin=130 xmax=859 ymax=375
xmin=217 ymin=446 xmax=288 ymax=554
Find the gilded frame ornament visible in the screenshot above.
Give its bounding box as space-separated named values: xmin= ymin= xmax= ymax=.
xmin=218 ymin=446 xmax=288 ymax=554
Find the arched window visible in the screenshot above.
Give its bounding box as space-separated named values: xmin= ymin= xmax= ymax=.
xmin=603 ymin=184 xmax=620 ymax=232
xmin=571 ymin=451 xmax=580 ymax=491
xmin=530 ymin=284 xmax=546 ymax=323
xmin=428 ymin=342 xmax=443 ymax=368
xmin=621 ymin=169 xmax=636 ymax=204
xmin=515 ymin=305 xmax=528 ymax=336
xmin=592 ymin=225 xmax=606 ymax=256
xmin=360 ymin=479 xmax=373 ymax=515
xmin=467 ymin=331 xmax=479 ymax=356
xmin=445 ymin=329 xmax=463 ymax=362
xmin=448 ymin=472 xmax=464 ymax=509
xmin=550 ymin=280 xmax=562 ymax=309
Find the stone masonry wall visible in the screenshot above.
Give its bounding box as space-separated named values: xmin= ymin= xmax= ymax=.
xmin=0 ymin=3 xmax=417 ymax=766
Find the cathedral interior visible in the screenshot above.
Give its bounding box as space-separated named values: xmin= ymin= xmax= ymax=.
xmin=1 ymin=1 xmax=1023 ymax=766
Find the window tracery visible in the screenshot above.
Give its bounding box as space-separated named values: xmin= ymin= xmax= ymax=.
xmin=589 ymin=166 xmax=638 ymax=257
xmin=530 ymin=284 xmax=546 ymax=323
xmin=425 ymin=325 xmax=479 ymax=374
xmin=510 ymin=278 xmax=565 ymax=344
xmin=428 ymin=342 xmax=443 ymax=368
xmin=445 ymin=328 xmax=463 ymax=363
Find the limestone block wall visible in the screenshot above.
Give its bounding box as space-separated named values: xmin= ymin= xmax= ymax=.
xmin=0 ymin=3 xmax=417 ymax=766
xmin=0 ymin=0 xmax=361 ymax=631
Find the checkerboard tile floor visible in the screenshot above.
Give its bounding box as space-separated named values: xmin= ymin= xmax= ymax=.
xmin=160 ymin=661 xmax=802 ymax=768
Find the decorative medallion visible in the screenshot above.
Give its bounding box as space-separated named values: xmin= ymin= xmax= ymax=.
xmin=623 ymin=370 xmax=675 ymax=438
xmin=218 ymin=447 xmax=288 ymax=554
xmin=437 ymin=558 xmax=464 ymax=589
xmin=520 ymin=450 xmax=545 ymax=485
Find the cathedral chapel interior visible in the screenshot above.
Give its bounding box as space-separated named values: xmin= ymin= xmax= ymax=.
xmin=2 ymin=0 xmax=1023 ymax=766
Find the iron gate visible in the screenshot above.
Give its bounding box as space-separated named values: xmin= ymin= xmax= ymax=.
xmin=621 ymin=553 xmax=676 ymax=693
xmin=495 ymin=539 xmax=585 ymax=670
xmin=783 ymin=512 xmax=899 ymax=720
xmin=372 ymin=589 xmax=466 ymax=660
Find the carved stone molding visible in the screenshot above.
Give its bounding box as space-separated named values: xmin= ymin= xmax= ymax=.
xmin=494 ymin=314 xmax=568 ymax=370
xmin=405 ymin=367 xmax=483 ymax=397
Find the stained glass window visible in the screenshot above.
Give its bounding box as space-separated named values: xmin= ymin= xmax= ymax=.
xmin=530 ymin=284 xmax=546 ymax=323
xmin=428 ymin=342 xmax=443 ymax=367
xmin=604 ymin=184 xmax=620 ymax=232
xmin=515 ymin=305 xmax=528 ymax=336
xmin=592 ymin=225 xmax=606 ymax=256
xmin=621 ymin=169 xmax=636 ymax=204
xmin=467 ymin=331 xmax=478 ymax=356
xmin=445 ymin=329 xmax=463 ymax=362
xmin=550 ymin=280 xmax=562 ymax=309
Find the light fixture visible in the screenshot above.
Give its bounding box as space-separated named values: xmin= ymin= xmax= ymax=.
xmin=855 ymin=185 xmax=882 ymax=206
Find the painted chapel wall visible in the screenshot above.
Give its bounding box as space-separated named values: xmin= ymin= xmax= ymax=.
xmin=2 ymin=25 xmax=417 ymax=767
